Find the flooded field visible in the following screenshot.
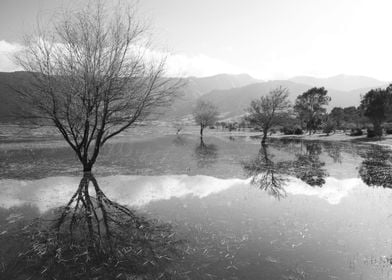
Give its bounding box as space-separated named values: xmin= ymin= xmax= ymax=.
xmin=1 ymin=131 xmax=392 ymax=279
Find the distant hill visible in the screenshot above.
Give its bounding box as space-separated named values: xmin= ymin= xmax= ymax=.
xmin=289 ymin=74 xmax=388 ymax=92
xmin=163 ymin=73 xmax=261 ymax=119
xmin=0 ymin=71 xmax=34 ymax=122
xmin=199 ymin=80 xmax=371 ymax=119
xmin=185 ymin=73 xmax=261 ymax=98
xmin=0 ymin=71 xmax=386 ymax=123
xmin=0 ymin=71 xmax=260 ymax=122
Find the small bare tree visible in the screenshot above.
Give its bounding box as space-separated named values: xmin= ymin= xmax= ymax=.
xmin=173 ymin=120 xmax=185 ymax=135
xmin=246 ymin=86 xmax=290 ymax=144
xmin=14 ymin=1 xmax=180 ymax=172
xmin=193 ymin=100 xmax=219 ymax=139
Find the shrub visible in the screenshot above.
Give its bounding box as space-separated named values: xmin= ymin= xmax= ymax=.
xmin=323 ymin=122 xmax=335 ymax=135
xmin=367 ymin=128 xmax=377 ymax=138
xmin=282 ymin=126 xmax=303 ymax=135
xmin=350 ymin=128 xmax=363 ymax=136
xmin=294 ymin=127 xmax=303 ymax=135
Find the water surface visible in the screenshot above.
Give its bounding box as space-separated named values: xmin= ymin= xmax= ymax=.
xmin=1 ymin=134 xmax=392 ymax=279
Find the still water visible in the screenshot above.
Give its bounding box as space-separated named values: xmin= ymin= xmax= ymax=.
xmin=1 ymin=133 xmax=392 ymax=279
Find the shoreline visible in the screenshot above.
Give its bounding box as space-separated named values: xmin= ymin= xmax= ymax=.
xmin=268 ymin=131 xmax=392 ymax=148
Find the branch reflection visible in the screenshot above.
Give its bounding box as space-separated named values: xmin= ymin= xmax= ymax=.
xmin=1 ymin=173 xmax=182 ymax=279
xmin=242 ymin=144 xmax=288 ymax=199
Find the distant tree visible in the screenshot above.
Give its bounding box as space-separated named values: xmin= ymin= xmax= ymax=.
xmin=329 ymin=107 xmax=344 ymax=129
xmin=245 ymin=86 xmax=291 ymax=144
xmin=173 ymin=120 xmax=185 ymax=135
xmin=322 ymin=117 xmax=336 ymax=136
xmin=294 ymin=87 xmax=331 ymax=135
xmin=193 ymin=100 xmax=219 ymax=138
xmin=360 ymin=85 xmax=392 ymax=137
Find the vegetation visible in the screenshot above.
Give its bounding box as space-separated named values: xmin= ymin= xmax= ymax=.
xmin=360 ymin=85 xmax=392 ymax=137
xmin=294 ymin=87 xmax=331 ymax=135
xmin=245 ymin=86 xmax=291 ymax=144
xmin=14 ymin=1 xmax=180 ymax=172
xmin=193 ymin=100 xmax=219 ymax=138
xmin=3 ymin=2 xmax=183 ymax=279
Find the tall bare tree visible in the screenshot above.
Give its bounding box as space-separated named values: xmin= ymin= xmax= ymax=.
xmin=193 ymin=100 xmax=219 ymax=139
xmin=246 ymin=86 xmax=290 ymax=144
xmin=14 ymin=1 xmax=180 ymax=172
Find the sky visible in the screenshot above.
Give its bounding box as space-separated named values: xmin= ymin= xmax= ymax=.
xmin=0 ymin=0 xmax=392 ymax=80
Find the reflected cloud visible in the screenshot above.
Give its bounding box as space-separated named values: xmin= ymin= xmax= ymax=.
xmin=285 ymin=177 xmax=360 ymax=205
xmin=0 ymin=175 xmax=244 ymax=212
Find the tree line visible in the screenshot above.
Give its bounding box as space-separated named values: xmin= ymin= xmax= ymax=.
xmin=193 ymin=84 xmax=392 ymax=143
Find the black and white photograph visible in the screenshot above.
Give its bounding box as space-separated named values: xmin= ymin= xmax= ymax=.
xmin=1 ymin=0 xmax=392 ymax=279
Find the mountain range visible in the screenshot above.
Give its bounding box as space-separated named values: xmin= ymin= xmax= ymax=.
xmin=0 ymin=71 xmax=388 ymax=123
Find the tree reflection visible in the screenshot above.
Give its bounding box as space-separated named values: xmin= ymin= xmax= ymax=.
xmin=291 ymin=142 xmax=328 ymax=187
xmin=194 ymin=138 xmax=218 ymax=168
xmin=359 ymin=146 xmax=392 ymax=188
xmin=172 ymin=135 xmax=187 ymax=146
xmin=243 ymin=141 xmax=329 ymax=195
xmin=1 ymin=174 xmax=182 ymax=279
xmin=322 ymin=141 xmax=343 ymax=163
xmin=242 ymin=144 xmax=288 ymax=198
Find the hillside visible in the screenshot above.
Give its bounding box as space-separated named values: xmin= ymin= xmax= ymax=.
xmin=0 ymin=71 xmax=34 ymax=122
xmin=0 ymin=71 xmax=386 ymax=123
xmin=289 ymin=74 xmax=387 ymax=92
xmin=199 ymin=80 xmax=369 ymax=119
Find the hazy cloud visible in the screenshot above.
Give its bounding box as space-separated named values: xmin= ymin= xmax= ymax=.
xmin=0 ymin=40 xmax=22 ymax=72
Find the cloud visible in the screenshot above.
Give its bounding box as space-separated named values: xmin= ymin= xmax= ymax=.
xmin=0 ymin=174 xmax=384 ymax=213
xmin=136 ymin=46 xmax=245 ymax=77
xmin=0 ymin=40 xmax=22 ymax=72
xmin=0 ymin=38 xmax=243 ymax=78
xmin=165 ymin=53 xmax=244 ymax=77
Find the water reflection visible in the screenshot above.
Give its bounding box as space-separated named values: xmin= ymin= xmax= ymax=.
xmin=172 ymin=135 xmax=187 ymax=146
xmin=322 ymin=141 xmax=343 ymax=163
xmin=291 ymin=142 xmax=328 ymax=187
xmin=243 ymin=142 xmax=329 ymax=195
xmin=242 ymin=144 xmax=287 ymax=198
xmin=194 ymin=138 xmax=218 ymax=168
xmin=0 ymin=173 xmax=182 ymax=279
xmin=359 ymin=146 xmax=392 ymax=188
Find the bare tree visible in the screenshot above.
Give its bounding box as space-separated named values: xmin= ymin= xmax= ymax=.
xmin=173 ymin=120 xmax=185 ymax=135
xmin=193 ymin=100 xmax=219 ymax=139
xmin=14 ymin=1 xmax=180 ymax=172
xmin=245 ymin=86 xmax=290 ymax=144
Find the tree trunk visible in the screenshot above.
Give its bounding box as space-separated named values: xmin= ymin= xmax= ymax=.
xmin=200 ymin=125 xmax=204 ymax=139
xmin=83 ymin=162 xmax=93 ymax=172
xmin=261 ymin=129 xmax=268 ymax=145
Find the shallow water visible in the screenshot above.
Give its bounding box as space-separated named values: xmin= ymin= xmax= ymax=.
xmin=1 ymin=133 xmax=392 ymax=279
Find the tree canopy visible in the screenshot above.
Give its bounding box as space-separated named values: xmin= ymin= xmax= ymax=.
xmin=360 ymin=85 xmax=392 ymax=136
xmin=193 ymin=100 xmax=219 ymax=138
xmin=294 ymin=87 xmax=330 ymax=134
xmin=245 ymin=86 xmax=290 ymax=144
